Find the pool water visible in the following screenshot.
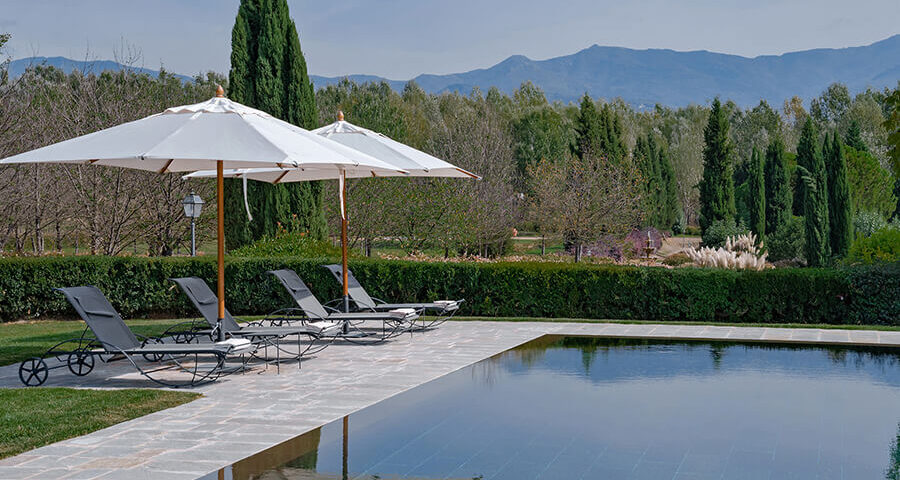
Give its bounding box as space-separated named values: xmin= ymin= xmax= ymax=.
xmin=213 ymin=336 xmax=900 ymax=480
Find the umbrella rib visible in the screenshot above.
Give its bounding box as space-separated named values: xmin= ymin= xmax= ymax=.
xmin=273 ymin=171 xmax=289 ymax=184
xmin=157 ymin=159 xmax=174 ymax=174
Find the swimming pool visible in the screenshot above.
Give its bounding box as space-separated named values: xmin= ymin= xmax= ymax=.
xmin=210 ymin=336 xmax=900 ymax=479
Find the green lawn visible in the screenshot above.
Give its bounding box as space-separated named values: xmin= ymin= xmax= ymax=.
xmin=0 ymin=318 xmax=192 ymax=367
xmin=0 ymin=388 xmax=199 ymax=459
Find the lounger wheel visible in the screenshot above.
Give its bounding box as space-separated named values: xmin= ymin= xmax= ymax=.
xmin=172 ymin=331 xmax=198 ymax=344
xmin=141 ymin=338 xmax=166 ymax=362
xmin=67 ymin=349 xmax=95 ymax=376
xmin=19 ymin=357 xmax=48 ymax=387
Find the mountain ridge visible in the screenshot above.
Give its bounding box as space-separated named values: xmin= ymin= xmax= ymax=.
xmin=9 ymin=35 xmax=899 ymax=107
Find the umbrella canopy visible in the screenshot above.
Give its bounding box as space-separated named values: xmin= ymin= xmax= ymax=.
xmin=311 ymin=112 xmax=480 ymax=179
xmin=186 ymin=112 xmax=479 ymax=315
xmin=0 ymin=88 xmax=402 ymax=336
xmin=0 ymin=95 xmax=393 ymax=173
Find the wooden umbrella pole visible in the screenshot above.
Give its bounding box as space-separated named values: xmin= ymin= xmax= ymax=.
xmin=216 ymin=160 xmax=226 ymax=341
xmin=341 ymin=170 xmax=350 ymax=317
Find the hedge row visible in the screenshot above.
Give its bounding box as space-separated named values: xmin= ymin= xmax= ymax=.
xmin=0 ymin=256 xmax=897 ymax=325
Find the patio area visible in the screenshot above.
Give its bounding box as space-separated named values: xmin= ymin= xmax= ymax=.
xmin=1 ymin=321 xmax=898 ymax=480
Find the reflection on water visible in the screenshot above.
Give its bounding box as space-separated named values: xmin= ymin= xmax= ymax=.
xmin=210 ymin=337 xmax=900 ymax=480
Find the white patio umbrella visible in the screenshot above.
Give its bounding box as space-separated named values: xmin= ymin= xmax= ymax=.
xmin=186 ymin=111 xmax=479 ymax=312
xmin=0 ymin=88 xmax=406 ymax=338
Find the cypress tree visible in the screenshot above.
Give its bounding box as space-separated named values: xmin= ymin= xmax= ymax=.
xmin=748 ymin=147 xmax=766 ymax=237
xmin=846 ymin=119 xmax=867 ymax=152
xmin=657 ymin=143 xmax=681 ymax=230
xmin=224 ymin=0 xmax=324 ymax=249
xmin=764 ymin=135 xmax=791 ymax=236
xmin=574 ymin=95 xmax=605 ymax=160
xmin=798 ymin=118 xmax=829 ymax=266
xmin=699 ymin=98 xmax=736 ymax=234
xmin=827 ymin=132 xmax=852 ymax=257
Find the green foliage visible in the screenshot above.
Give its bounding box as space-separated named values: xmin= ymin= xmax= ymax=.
xmin=845 ymin=146 xmax=897 ymax=217
xmin=699 ymin=98 xmax=736 ymax=234
xmin=1 ymin=256 xmax=897 ymax=325
xmin=767 ymin=215 xmax=806 ymax=263
xmin=747 ymin=147 xmax=766 ymax=237
xmin=764 ymin=136 xmax=793 ymax=237
xmin=884 ymin=85 xmax=900 ymax=178
xmin=846 ymin=227 xmax=900 ymax=265
xmin=702 ymin=218 xmax=749 ymax=248
xmin=635 ymin=134 xmax=680 ymax=230
xmin=853 ymin=210 xmax=889 ymax=238
xmin=573 ymin=96 xmax=625 ymax=163
xmin=231 ymin=230 xmax=341 ymax=258
xmin=225 ymin=0 xmax=324 ymax=250
xmin=826 ymin=133 xmax=853 ymax=257
xmin=845 ymin=119 xmax=867 ymax=152
xmin=511 ymin=105 xmax=572 ymax=177
xmin=798 ymin=118 xmax=830 ymax=266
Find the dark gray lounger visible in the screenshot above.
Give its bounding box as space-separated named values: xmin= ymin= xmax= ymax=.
xmin=322 ymin=264 xmax=463 ymax=329
xmin=170 ymin=277 xmax=329 ymax=367
xmin=17 ymin=286 xmax=245 ymax=387
xmin=267 ymin=269 xmax=418 ymax=342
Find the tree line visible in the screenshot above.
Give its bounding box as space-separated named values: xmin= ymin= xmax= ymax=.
xmin=1 ymin=19 xmax=898 ymax=263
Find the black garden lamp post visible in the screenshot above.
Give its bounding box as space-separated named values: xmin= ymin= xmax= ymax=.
xmin=182 ymin=192 xmax=204 ymax=256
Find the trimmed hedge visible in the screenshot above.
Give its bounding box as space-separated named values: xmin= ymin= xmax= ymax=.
xmin=0 ymin=256 xmax=897 ymax=325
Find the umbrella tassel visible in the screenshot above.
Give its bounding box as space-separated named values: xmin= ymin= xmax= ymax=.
xmin=242 ymin=175 xmax=253 ymax=221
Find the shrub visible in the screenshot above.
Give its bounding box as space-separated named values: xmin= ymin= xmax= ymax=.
xmin=702 ymin=219 xmax=749 ymax=248
xmin=853 ymin=210 xmax=889 ymax=238
xmin=846 ymin=228 xmax=900 ymax=265
xmin=661 ymin=252 xmax=691 ymax=266
xmin=767 ymin=216 xmax=806 ymax=263
xmin=0 ymin=256 xmax=897 ymax=326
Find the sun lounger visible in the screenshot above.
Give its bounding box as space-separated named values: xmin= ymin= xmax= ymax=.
xmin=169 ymin=277 xmax=332 ymax=369
xmin=18 ymin=286 xmax=251 ymax=387
xmin=322 ymin=264 xmax=464 ymax=329
xmin=267 ymin=269 xmax=419 ymax=343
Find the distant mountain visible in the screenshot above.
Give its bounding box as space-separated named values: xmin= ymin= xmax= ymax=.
xmin=10 ymin=35 xmax=899 ymax=107
xmin=311 ymin=35 xmax=900 ymax=107
xmin=8 ymin=56 xmax=193 ymax=83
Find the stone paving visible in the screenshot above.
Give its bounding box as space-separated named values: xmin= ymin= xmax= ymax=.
xmin=1 ymin=321 xmax=899 ymax=480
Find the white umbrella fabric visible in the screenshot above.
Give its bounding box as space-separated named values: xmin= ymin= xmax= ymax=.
xmin=312 ymin=112 xmax=480 ymax=179
xmin=186 ymin=111 xmax=479 ymax=312
xmin=0 ymin=88 xmax=406 ymax=336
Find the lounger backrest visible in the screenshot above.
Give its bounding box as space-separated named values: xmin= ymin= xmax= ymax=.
xmin=170 ymin=277 xmax=241 ymax=332
xmin=267 ymin=269 xmax=329 ymax=319
xmin=56 ymin=286 xmax=141 ymax=350
xmin=322 ymin=264 xmax=377 ymax=309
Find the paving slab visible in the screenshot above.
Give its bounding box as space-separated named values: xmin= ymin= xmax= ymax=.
xmin=0 ymin=321 xmax=897 ymax=480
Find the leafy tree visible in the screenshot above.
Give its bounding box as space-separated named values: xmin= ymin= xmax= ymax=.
xmin=825 ymin=133 xmax=852 ymax=257
xmin=528 ymin=154 xmax=643 ymax=262
xmin=747 ymin=147 xmax=765 ymax=237
xmin=810 ymin=83 xmax=851 ymax=127
xmin=764 ymin=135 xmax=792 ymax=236
xmin=224 ymin=0 xmax=324 ymax=249
xmin=699 ymin=98 xmax=736 ymax=235
xmin=845 ymin=146 xmax=897 ymax=217
xmin=797 ymin=118 xmax=829 ymax=266
xmin=511 ymin=105 xmax=572 ymax=178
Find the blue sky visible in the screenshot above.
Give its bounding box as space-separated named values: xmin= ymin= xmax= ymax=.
xmin=2 ymin=0 xmax=898 ymax=79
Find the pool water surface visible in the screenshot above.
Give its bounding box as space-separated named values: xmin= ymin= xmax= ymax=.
xmin=211 ymin=336 xmax=900 ymax=480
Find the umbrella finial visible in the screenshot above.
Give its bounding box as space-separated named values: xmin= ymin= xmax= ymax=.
xmin=337 ymin=110 xmax=344 ymax=121
xmin=215 ymin=85 xmax=225 ymax=98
